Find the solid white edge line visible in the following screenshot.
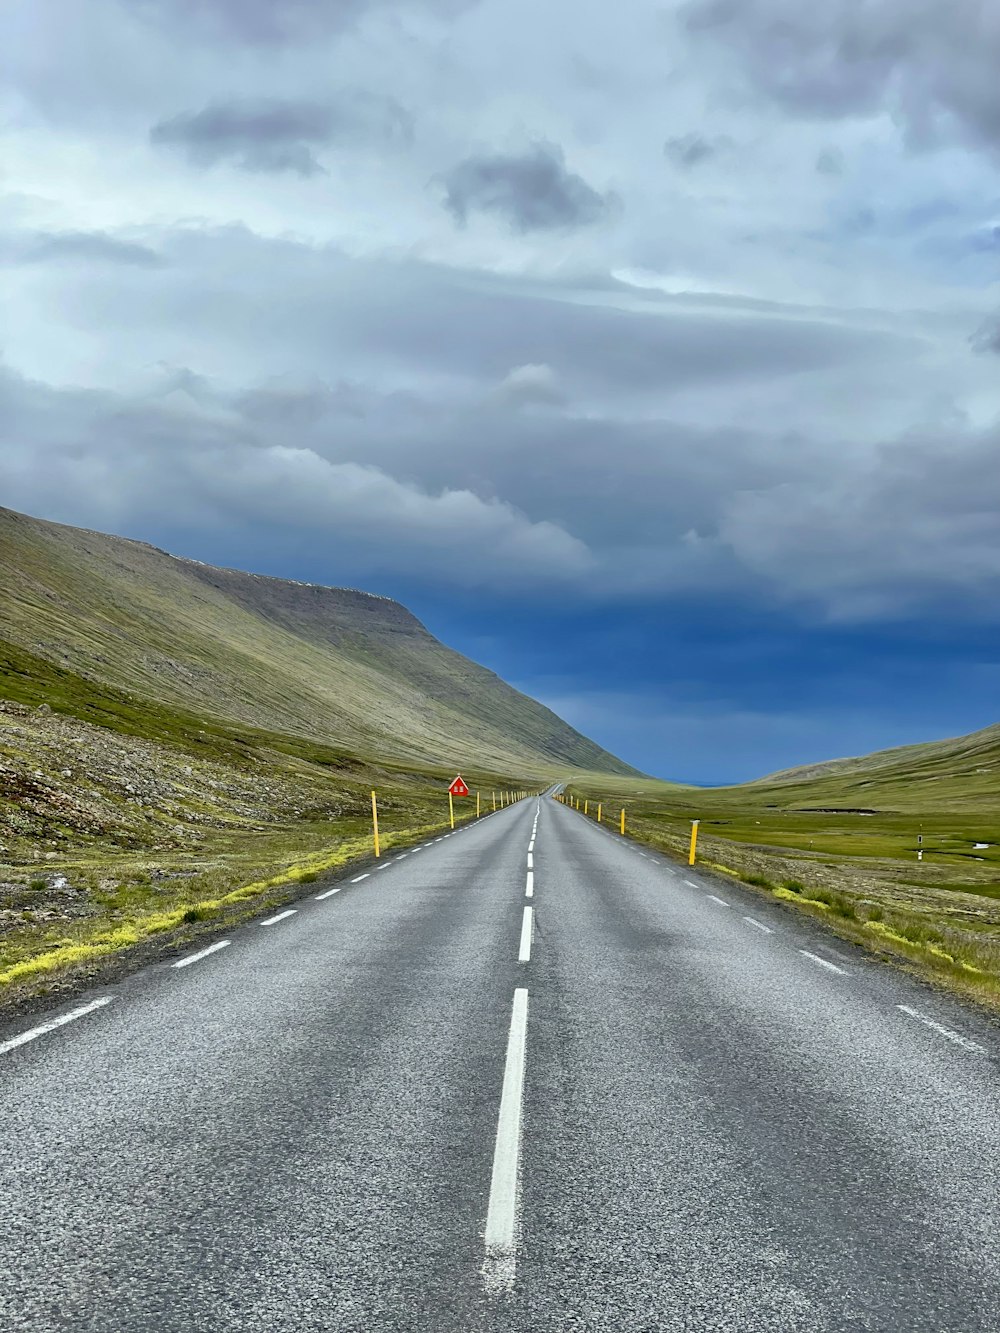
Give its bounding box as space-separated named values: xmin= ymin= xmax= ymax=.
xmin=350 ymin=874 xmax=370 ymax=883
xmin=897 ymin=1004 xmax=984 ymax=1052
xmin=172 ymin=940 xmax=231 ymax=969
xmin=707 ymin=894 xmax=729 ymax=907
xmin=742 ymin=916 xmax=773 ymax=934
xmin=260 ymin=909 xmax=297 ymax=927
xmin=315 ymin=886 xmax=342 ymax=900
xmin=799 ymin=949 xmax=845 ymax=975
xmin=525 ymin=870 xmax=533 ymax=898
xmin=518 ymin=906 xmax=533 ymax=963
xmin=482 ymin=987 xmax=529 ymax=1295
xmin=0 ymin=996 xmax=113 ymax=1057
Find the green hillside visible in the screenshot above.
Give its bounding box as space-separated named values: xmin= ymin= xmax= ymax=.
xmin=0 ymin=505 xmax=633 ymax=776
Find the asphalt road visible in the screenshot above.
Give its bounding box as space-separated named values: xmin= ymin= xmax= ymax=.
xmin=2 ymin=794 xmax=1000 ymax=1331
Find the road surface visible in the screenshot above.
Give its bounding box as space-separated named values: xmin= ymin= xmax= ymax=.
xmin=2 ymin=794 xmax=999 ymax=1331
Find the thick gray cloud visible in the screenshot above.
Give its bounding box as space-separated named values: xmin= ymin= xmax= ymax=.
xmin=2 ymin=230 xmax=164 ymax=267
xmin=663 ymin=133 xmax=728 ymax=168
xmin=683 ymin=0 xmax=1000 ymax=155
xmin=0 ymin=361 xmax=592 ymax=591
xmin=125 ymin=0 xmax=472 ymax=46
xmin=150 ymin=95 xmax=412 ymax=175
xmin=439 ymin=143 xmax=615 ymax=232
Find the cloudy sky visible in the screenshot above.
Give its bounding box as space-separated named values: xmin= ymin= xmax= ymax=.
xmin=3 ymin=0 xmax=1000 ymax=782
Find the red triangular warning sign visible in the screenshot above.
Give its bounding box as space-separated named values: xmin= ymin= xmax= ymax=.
xmin=448 ymin=775 xmax=469 ymax=796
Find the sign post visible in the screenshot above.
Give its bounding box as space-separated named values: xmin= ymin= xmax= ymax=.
xmin=448 ymin=774 xmax=469 ymax=829
xmin=371 ymin=789 xmax=381 ymax=859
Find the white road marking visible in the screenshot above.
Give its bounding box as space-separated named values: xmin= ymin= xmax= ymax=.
xmin=482 ymin=987 xmax=529 ymax=1295
xmin=742 ymin=916 xmax=773 ymax=934
xmin=897 ymin=1004 xmax=984 ymax=1052
xmin=350 ymin=874 xmax=370 ymax=883
xmin=172 ymin=940 xmax=231 ymax=969
xmin=707 ymin=894 xmax=730 ymax=907
xmin=260 ymin=909 xmax=297 ymax=927
xmin=685 ymin=879 xmax=698 ymax=888
xmin=518 ymin=907 xmax=533 ymax=963
xmin=315 ymin=886 xmax=342 ymax=900
xmin=376 ymin=863 xmax=390 ymax=870
xmin=525 ymin=871 xmax=534 ymax=898
xmin=394 ymin=854 xmax=408 ymax=861
xmin=0 ymin=997 xmax=113 ymax=1057
xmin=527 ymin=852 xmax=533 ymax=870
xmin=799 ymin=949 xmax=845 ymax=975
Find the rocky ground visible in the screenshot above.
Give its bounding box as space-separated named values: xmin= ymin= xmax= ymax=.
xmin=0 ymin=701 xmax=351 ymax=934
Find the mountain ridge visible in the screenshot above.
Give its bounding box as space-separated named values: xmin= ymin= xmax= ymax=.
xmin=0 ymin=504 xmax=636 ymax=777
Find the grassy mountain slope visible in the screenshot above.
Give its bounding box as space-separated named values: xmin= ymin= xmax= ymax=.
xmin=751 ymin=723 xmax=1000 ymax=807
xmin=0 ymin=505 xmax=634 ymax=776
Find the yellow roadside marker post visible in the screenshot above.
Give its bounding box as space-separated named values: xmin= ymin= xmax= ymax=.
xmin=584 ymin=800 xmax=589 ymax=815
xmin=477 ymin=791 xmax=481 ymax=817
xmin=597 ymin=803 xmax=602 ymax=823
xmin=371 ymin=789 xmax=381 ymax=858
xmin=449 ymin=791 xmax=455 ymax=829
xmin=620 ymin=808 xmax=625 ymax=835
xmin=492 ymin=791 xmax=496 ymax=811
xmin=688 ymin=820 xmax=700 ymax=865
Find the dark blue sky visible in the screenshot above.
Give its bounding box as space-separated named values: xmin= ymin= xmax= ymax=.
xmin=3 ymin=0 xmax=1000 ymax=786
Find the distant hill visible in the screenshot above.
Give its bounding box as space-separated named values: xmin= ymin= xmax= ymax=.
xmin=0 ymin=505 xmax=636 ymax=777
xmin=748 ymin=722 xmax=1000 ymax=811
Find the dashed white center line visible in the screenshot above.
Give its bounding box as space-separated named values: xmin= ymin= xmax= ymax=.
xmin=394 ymin=854 xmax=408 ymax=861
xmin=706 ymin=894 xmax=730 ymax=907
xmin=518 ymin=907 xmax=533 ymax=963
xmin=350 ymin=874 xmax=370 ymax=883
xmin=260 ymin=909 xmax=297 ymax=927
xmin=799 ymin=949 xmax=846 ymax=975
xmin=897 ymin=1004 xmax=984 ymax=1052
xmin=527 ymin=852 xmax=533 ymax=870
xmin=525 ymin=870 xmax=533 ymax=898
xmin=742 ymin=916 xmax=773 ymax=934
xmin=0 ymin=997 xmax=113 ymax=1057
xmin=315 ymin=886 xmax=342 ymax=900
xmin=482 ymin=987 xmax=529 ymax=1295
xmin=172 ymin=940 xmax=231 ymax=969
